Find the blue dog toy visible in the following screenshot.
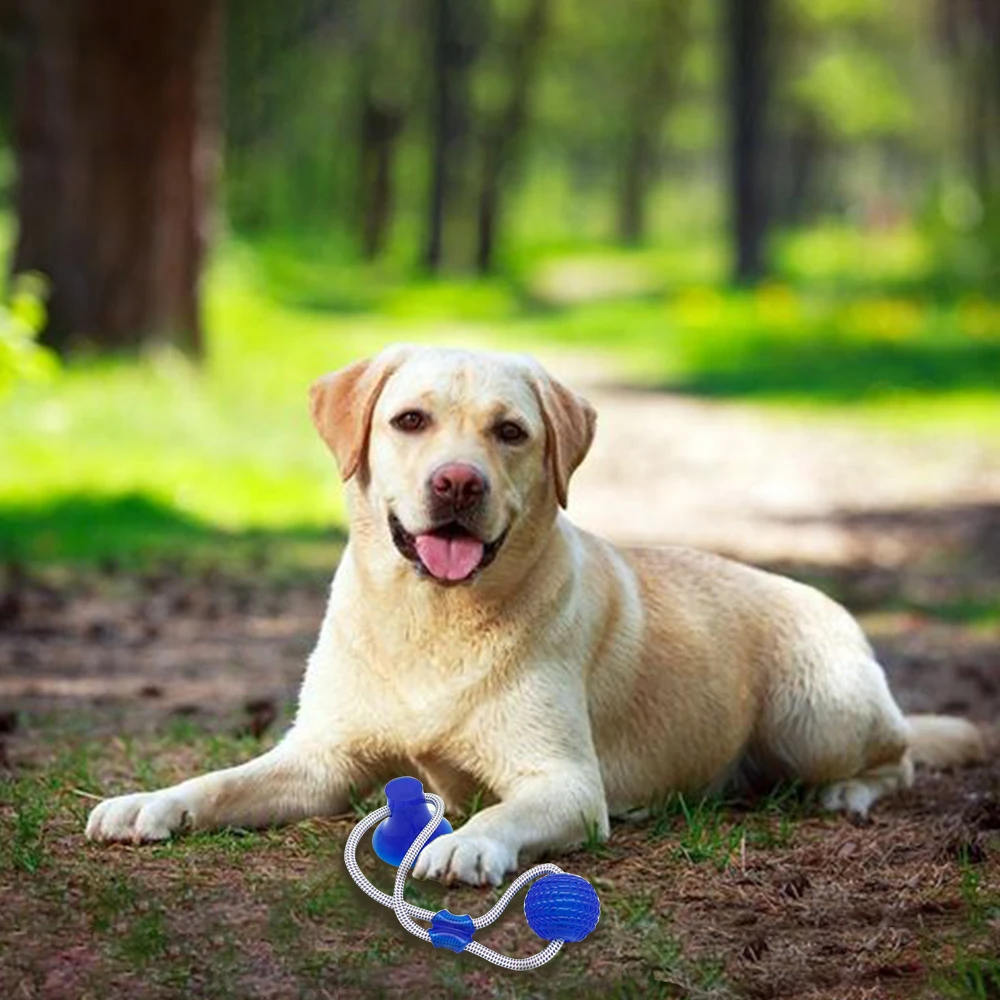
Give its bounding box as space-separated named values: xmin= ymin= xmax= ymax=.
xmin=344 ymin=776 xmax=600 ymax=970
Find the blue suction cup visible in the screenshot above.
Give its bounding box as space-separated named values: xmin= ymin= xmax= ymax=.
xmin=372 ymin=776 xmax=453 ymax=866
xmin=524 ymin=873 xmax=601 ymax=942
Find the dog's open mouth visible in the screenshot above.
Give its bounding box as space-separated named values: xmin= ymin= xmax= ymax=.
xmin=389 ymin=513 xmax=507 ymax=584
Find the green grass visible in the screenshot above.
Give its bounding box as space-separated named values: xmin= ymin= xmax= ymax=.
xmin=581 ymin=815 xmax=612 ymax=858
xmin=5 ymin=777 xmax=48 ymax=873
xmin=514 ymin=282 xmax=1000 ymax=411
xmin=645 ymin=785 xmax=803 ymax=870
xmin=932 ymin=856 xmax=1000 ymax=1000
xmin=647 ymin=793 xmax=748 ymax=870
xmin=0 ymin=226 xmax=997 ymax=571
xmin=939 ymin=952 xmax=1000 ymax=1000
xmin=893 ymin=598 xmax=1000 ymax=627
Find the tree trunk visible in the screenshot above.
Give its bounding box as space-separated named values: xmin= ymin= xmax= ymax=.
xmin=615 ymin=1 xmax=691 ymax=247
xmin=939 ymin=0 xmax=999 ymax=205
xmin=967 ymin=0 xmax=999 ymax=202
xmin=617 ymin=124 xmax=654 ymax=246
xmin=776 ymin=114 xmax=823 ymax=227
xmin=726 ymin=0 xmax=772 ymax=284
xmin=424 ymin=0 xmax=483 ymax=273
xmin=354 ymin=2 xmax=406 ymax=263
xmin=11 ymin=0 xmax=220 ymax=354
xmin=967 ymin=63 xmax=993 ymax=201
xmin=475 ymin=0 xmax=549 ymax=274
xmin=358 ymin=92 xmax=403 ymax=260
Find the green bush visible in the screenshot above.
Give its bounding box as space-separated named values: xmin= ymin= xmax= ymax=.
xmin=0 ymin=273 xmax=56 ymax=394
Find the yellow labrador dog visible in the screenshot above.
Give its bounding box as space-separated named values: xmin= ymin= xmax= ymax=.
xmin=87 ymin=345 xmax=985 ymax=885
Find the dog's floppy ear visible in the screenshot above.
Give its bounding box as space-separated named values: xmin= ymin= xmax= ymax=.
xmin=532 ymin=373 xmax=597 ymax=508
xmin=310 ymin=348 xmax=408 ymax=482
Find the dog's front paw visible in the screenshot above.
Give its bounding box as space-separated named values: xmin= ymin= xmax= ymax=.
xmin=412 ymin=832 xmax=516 ymax=887
xmin=86 ymin=789 xmax=192 ymax=843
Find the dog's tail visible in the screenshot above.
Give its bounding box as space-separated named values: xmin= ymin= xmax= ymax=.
xmin=906 ymin=714 xmax=988 ymax=769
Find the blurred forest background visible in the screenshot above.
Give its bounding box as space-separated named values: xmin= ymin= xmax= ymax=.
xmin=0 ymin=0 xmax=997 ymax=564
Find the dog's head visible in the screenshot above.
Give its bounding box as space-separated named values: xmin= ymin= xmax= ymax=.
xmin=310 ymin=345 xmax=595 ymax=587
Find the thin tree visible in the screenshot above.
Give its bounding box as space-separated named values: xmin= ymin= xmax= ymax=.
xmin=616 ymin=0 xmax=692 ymax=246
xmin=475 ymin=0 xmax=550 ymax=274
xmin=424 ymin=0 xmax=485 ymax=272
xmin=939 ymin=0 xmax=1000 ymax=205
xmin=726 ymin=0 xmax=772 ymax=283
xmin=357 ymin=63 xmax=405 ymax=260
xmin=353 ymin=0 xmax=415 ymax=261
xmin=359 ymin=90 xmax=404 ymax=260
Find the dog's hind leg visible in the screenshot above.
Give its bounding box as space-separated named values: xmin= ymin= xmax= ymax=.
xmin=819 ymin=713 xmax=988 ymax=816
xmin=755 ymin=650 xmax=913 ymax=820
xmin=817 ymin=756 xmax=914 ymax=817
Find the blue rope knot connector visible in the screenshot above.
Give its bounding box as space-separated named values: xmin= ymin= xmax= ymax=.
xmin=343 ymin=775 xmax=602 ymax=971
xmin=429 ymin=910 xmax=476 ymax=953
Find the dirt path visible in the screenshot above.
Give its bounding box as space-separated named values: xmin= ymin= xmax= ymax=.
xmin=547 ymin=354 xmax=1000 ymax=563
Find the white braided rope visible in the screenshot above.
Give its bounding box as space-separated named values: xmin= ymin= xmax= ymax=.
xmin=343 ymin=792 xmax=566 ymax=970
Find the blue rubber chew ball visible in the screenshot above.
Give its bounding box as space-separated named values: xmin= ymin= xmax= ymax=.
xmin=523 ymin=873 xmax=601 ymax=942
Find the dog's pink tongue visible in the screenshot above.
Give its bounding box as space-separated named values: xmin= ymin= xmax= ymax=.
xmin=414 ymin=534 xmax=484 ymax=581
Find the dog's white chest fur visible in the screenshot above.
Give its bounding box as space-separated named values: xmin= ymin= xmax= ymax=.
xmin=299 ymin=549 xmax=530 ymax=759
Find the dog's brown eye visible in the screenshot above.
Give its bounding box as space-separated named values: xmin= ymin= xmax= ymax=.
xmin=495 ymin=420 xmax=528 ymax=444
xmin=391 ymin=410 xmax=429 ymax=433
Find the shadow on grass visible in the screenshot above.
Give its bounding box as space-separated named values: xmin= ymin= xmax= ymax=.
xmin=0 ymin=493 xmax=346 ymax=576
xmin=666 ymin=335 xmax=1000 ymax=401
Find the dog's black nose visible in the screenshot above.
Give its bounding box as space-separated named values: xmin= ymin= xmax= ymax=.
xmin=430 ymin=463 xmax=488 ymax=512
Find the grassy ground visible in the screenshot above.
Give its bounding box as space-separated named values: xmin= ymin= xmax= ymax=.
xmin=2 ymin=682 xmax=998 ymax=1000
